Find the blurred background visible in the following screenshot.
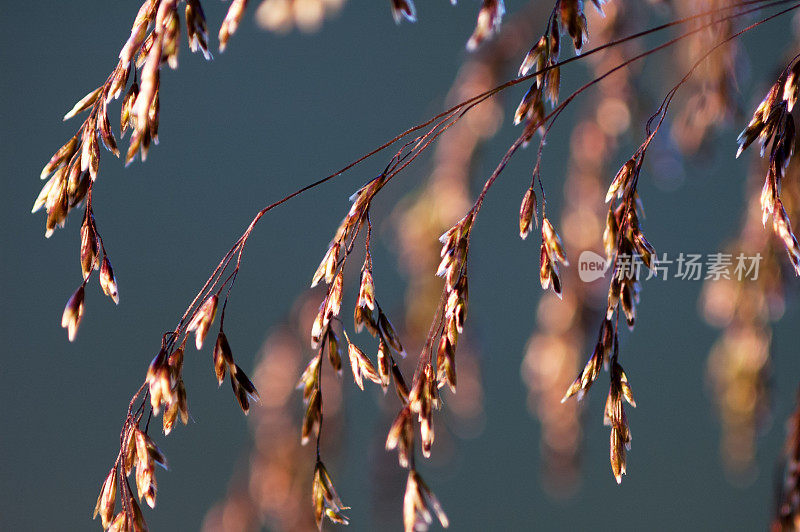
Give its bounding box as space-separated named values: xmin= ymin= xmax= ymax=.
xmin=2 ymin=0 xmax=799 ymax=530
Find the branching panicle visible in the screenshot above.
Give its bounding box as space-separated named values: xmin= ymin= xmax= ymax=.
xmin=36 ymin=0 xmax=800 ymax=529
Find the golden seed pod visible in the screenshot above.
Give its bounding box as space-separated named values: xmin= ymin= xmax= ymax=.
xmin=435 ymin=248 xmax=454 ymax=279
xmin=311 ymin=300 xmax=327 ymax=348
xmin=312 ymin=461 xmax=349 ymax=530
xmin=761 ymin=178 xmax=776 ymax=226
xmin=542 ymin=217 xmax=568 ymax=265
xmin=326 ymin=271 xmax=343 ymax=318
xmin=162 ymin=7 xmax=180 ymax=69
xmin=297 ymin=354 xmax=321 ymax=403
xmin=617 ymin=370 xmax=636 ymax=408
xmin=231 ymin=374 xmax=248 ymax=414
xmin=606 ymin=277 xmax=621 ymax=319
xmin=99 ymin=256 xmax=120 ymax=304
xmin=138 ymin=427 xmax=169 ymax=472
xmin=134 ymin=434 xmax=151 ymax=474
xmin=41 ymin=134 xmax=79 ymax=180
xmin=519 ymin=186 xmax=537 ymax=239
xmin=539 ymin=243 xmax=562 ymax=298
xmin=610 ymin=426 xmax=627 ymax=484
xmin=148 ymin=93 xmax=160 ymax=145
xmin=544 ymin=65 xmax=560 ymax=106
xmin=133 ymin=429 xmax=161 ymax=471
xmin=125 ymin=127 xmax=145 ymax=167
xmin=436 ymin=335 xmax=457 ymax=393
xmin=106 ymin=512 xmax=128 ymax=532
xmin=98 ymin=103 xmax=119 ymax=157
xmin=219 ymin=0 xmax=247 ymax=52
xmin=426 ymin=364 xmax=441 ymax=411
xmin=518 ymin=36 xmax=546 ymax=78
xmin=559 ymin=0 xmax=588 ymax=52
xmin=603 ymin=207 xmax=618 ymax=262
xmin=377 ymin=340 xmax=391 ymax=390
xmin=603 ymin=391 xmax=618 ymax=431
xmin=324 ymin=507 xmax=350 ymax=526
xmin=347 ymin=342 xmax=380 ymax=391
xmin=378 ymin=310 xmax=404 ymax=355
xmin=108 ymin=62 xmax=130 ymax=101
xmin=119 ymin=2 xmax=151 ymax=66
xmin=784 ymin=65 xmax=800 ymax=111
xmin=186 ymin=0 xmax=212 ymax=60
xmin=313 ymin=466 xmax=325 ymax=529
xmin=146 ymin=348 xmax=171 ymax=415
xmin=120 ymin=81 xmax=138 ymax=135
xmin=318 ymin=462 xmax=345 ymax=508
xmin=620 ymin=281 xmax=636 ymax=329
xmin=78 ymin=117 xmax=97 ymax=181
xmin=311 ymin=241 xmax=339 ymax=288
xmin=408 ymin=366 xmax=427 ymax=416
xmin=231 ymin=364 xmax=260 ymax=414
xmin=163 ymin=400 xmax=179 ymax=435
xmin=561 ymin=345 xmax=603 ymax=404
xmin=32 ymin=173 xmax=57 ymax=214
xmin=386 ymin=407 xmax=413 ymax=467
xmin=71 ymin=169 xmax=92 ymax=209
xmin=176 ymin=380 xmax=189 ymax=424
xmin=301 ymin=388 xmax=321 ymax=446
xmin=548 ymin=13 xmax=560 ymax=55
xmin=445 ymin=249 xmax=465 ymax=290
xmin=129 ymin=494 xmax=147 ymax=532
xmin=410 ymin=365 xmax=437 ymax=418
xmin=445 ymin=290 xmax=458 ymax=319
xmin=403 ymin=470 xmax=449 ymax=532
xmin=633 ymin=232 xmax=656 ymax=270
xmin=44 ymin=182 xmax=69 ymax=238
xmin=353 ymin=304 xmax=380 ymax=337
xmin=122 ymin=427 xmax=137 ymax=477
xmin=606 ymin=158 xmax=635 ymax=203
xmin=168 ymin=344 xmax=184 ymax=377
xmin=452 ymin=277 xmax=468 ymax=334
xmin=161 ymin=377 xmax=187 ymax=434
xmin=326 ymin=331 xmax=342 ymax=374
xmin=357 ymin=266 xmax=376 ymax=311
xmin=738 ymin=81 xmax=781 ymax=157
xmin=420 ymin=414 xmax=434 ymax=458
xmin=392 ymin=364 xmax=410 ymax=404
xmin=135 ymin=460 xmax=156 ymax=508
xmin=63 ymin=86 xmax=102 ymax=122
xmin=561 ymin=376 xmax=583 ymax=404
xmin=773 ymin=202 xmax=800 ymax=258
xmin=446 ymin=313 xmax=459 ymax=348
xmin=403 ymin=473 xmax=419 ymax=532
xmin=79 ymin=218 xmax=99 ymax=280
xmin=466 ymin=0 xmax=505 ymax=51
xmin=65 ymin=154 xmax=82 ymax=197
xmin=61 ymin=285 xmax=85 ymax=342
xmin=604 ymin=360 xmax=636 ymax=484
xmin=186 ymin=294 xmax=218 ymax=350
xmin=93 ymin=468 xmax=116 ymax=529
xmin=212 ymin=332 xmax=234 ymax=385
xmin=43 ymin=165 xmax=66 ymax=211
xmin=136 ymin=116 xmax=153 ymax=162
xmin=514 ymin=84 xmax=539 ymax=126
xmin=600 ymin=319 xmax=613 ymax=354
xmin=133 ymin=29 xmax=161 ymax=134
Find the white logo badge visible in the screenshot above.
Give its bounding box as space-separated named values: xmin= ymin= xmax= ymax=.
xmin=578 ymin=250 xmax=611 ymax=282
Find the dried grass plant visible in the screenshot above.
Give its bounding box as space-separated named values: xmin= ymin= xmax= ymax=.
xmin=31 ymin=0 xmax=800 ymax=530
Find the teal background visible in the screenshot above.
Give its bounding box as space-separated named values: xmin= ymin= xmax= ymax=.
xmin=1 ymin=1 xmax=798 ymax=530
